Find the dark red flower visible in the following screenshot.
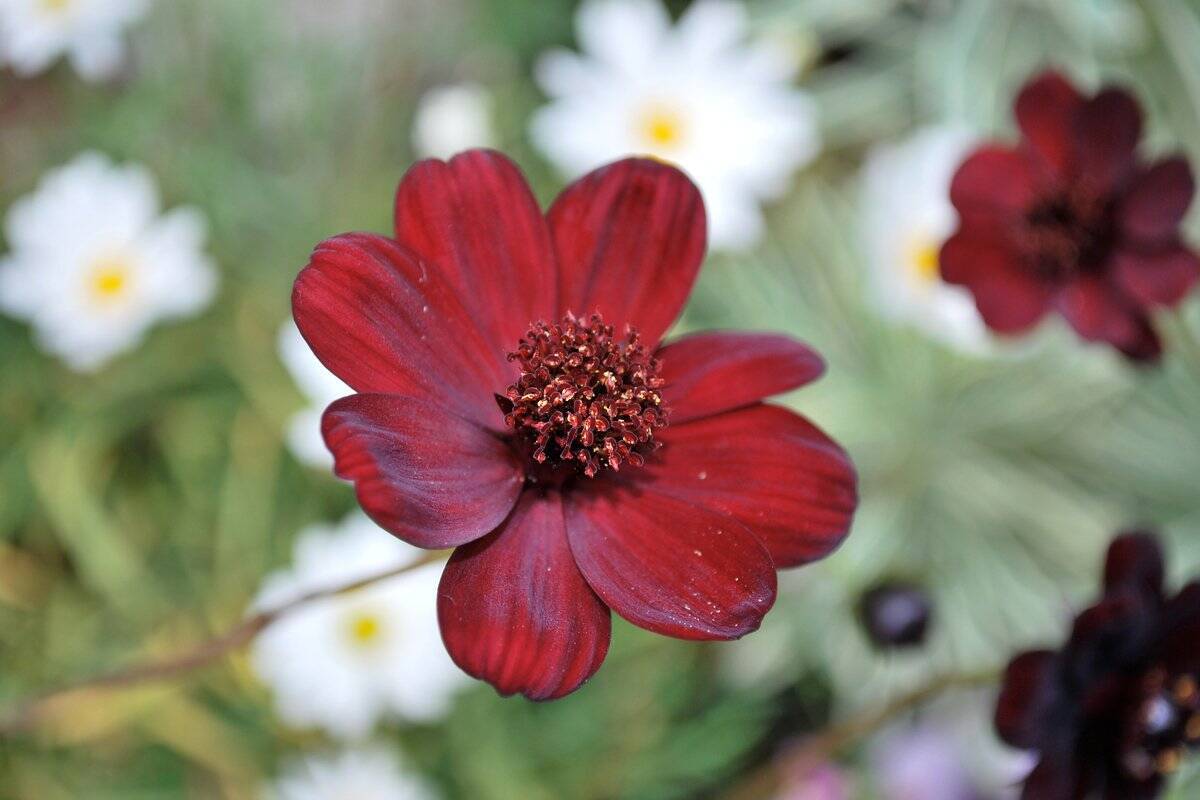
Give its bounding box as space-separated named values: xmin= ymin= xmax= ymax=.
xmin=995 ymin=532 xmax=1200 ymax=798
xmin=292 ymin=151 xmax=858 ymax=699
xmin=940 ymin=69 xmax=1200 ymax=361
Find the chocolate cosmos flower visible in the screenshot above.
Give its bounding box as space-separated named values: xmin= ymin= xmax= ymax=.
xmin=292 ymin=151 xmax=858 ymax=699
xmin=996 ymin=532 xmax=1200 ymax=799
xmin=941 ymin=70 xmax=1200 ymax=360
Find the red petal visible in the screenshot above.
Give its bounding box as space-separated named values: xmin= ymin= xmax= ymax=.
xmin=1019 ymin=755 xmax=1079 ymax=800
xmin=565 ymin=487 xmax=776 ymax=640
xmin=638 ymin=405 xmax=856 ymax=567
xmin=1074 ymin=86 xmax=1142 ymax=192
xmin=940 ymin=233 xmax=1052 ymax=333
xmin=323 ymin=394 xmax=524 ymax=549
xmin=548 ymin=158 xmax=706 ymax=347
xmin=1103 ymin=531 xmax=1164 ymax=598
xmin=1056 ymin=277 xmax=1162 ymax=360
xmin=1164 ymin=582 xmax=1200 ymax=674
xmin=1119 ymin=157 xmax=1196 ymax=245
xmin=1113 ymin=246 xmax=1200 ymax=308
xmin=1014 ymin=69 xmax=1085 ymax=179
xmin=438 ymin=491 xmax=611 ymax=700
xmin=657 ymin=332 xmax=826 ymax=425
xmin=293 ymin=233 xmax=510 ymax=429
xmin=995 ymin=649 xmax=1059 ymax=749
xmin=949 ymin=146 xmax=1039 ymax=219
xmin=393 ymin=150 xmax=558 ymax=348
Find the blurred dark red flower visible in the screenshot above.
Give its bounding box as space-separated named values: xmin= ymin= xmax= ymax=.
xmin=941 ymin=69 xmax=1199 ymax=361
xmin=995 ymin=532 xmax=1200 ymax=798
xmin=292 ymin=150 xmax=858 ymax=699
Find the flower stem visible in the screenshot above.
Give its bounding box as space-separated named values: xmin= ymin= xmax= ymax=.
xmin=722 ymin=668 xmax=1001 ymax=800
xmin=0 ymin=549 xmax=447 ymax=737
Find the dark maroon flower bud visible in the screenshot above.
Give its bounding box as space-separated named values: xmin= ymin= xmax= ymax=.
xmin=940 ymin=69 xmax=1200 ymax=361
xmin=995 ymin=531 xmax=1200 ymax=799
xmin=858 ymin=582 xmax=932 ymax=648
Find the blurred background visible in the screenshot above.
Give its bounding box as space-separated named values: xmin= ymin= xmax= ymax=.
xmin=2 ymin=0 xmax=1200 ymax=797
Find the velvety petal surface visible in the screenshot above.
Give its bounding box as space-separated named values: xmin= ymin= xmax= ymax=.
xmin=656 ymin=332 xmax=825 ymax=425
xmin=323 ymin=394 xmax=523 ymax=549
xmin=1113 ymin=246 xmax=1200 ymax=308
xmin=940 ymin=233 xmax=1052 ymax=333
xmin=1056 ymin=277 xmax=1162 ymax=360
xmin=1119 ymin=157 xmax=1195 ymax=245
xmin=437 ymin=491 xmax=611 ymax=700
xmin=632 ymin=405 xmax=856 ymax=567
xmin=995 ymin=650 xmax=1059 ymax=750
xmin=393 ymin=150 xmax=558 ymax=348
xmin=293 ymin=233 xmax=510 ymax=429
xmin=1014 ymin=69 xmax=1084 ymax=179
xmin=1103 ymin=531 xmax=1164 ymax=597
xmin=949 ymin=146 xmax=1039 ymax=219
xmin=565 ymin=487 xmax=776 ymax=640
xmin=548 ymin=158 xmax=706 ymax=347
xmin=1074 ymin=87 xmax=1142 ymax=192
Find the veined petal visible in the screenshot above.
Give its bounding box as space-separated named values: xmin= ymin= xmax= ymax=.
xmin=636 ymin=405 xmax=856 ymax=567
xmin=393 ymin=150 xmax=558 ymax=349
xmin=657 ymin=332 xmax=825 ymax=425
xmin=565 ymin=486 xmax=776 ymax=640
xmin=437 ymin=490 xmax=611 ymax=700
xmin=548 ymin=158 xmax=706 ymax=347
xmin=322 ymin=394 xmax=524 ymax=549
xmin=292 ymin=233 xmax=510 ymax=429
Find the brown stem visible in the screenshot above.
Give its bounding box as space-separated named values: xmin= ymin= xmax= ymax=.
xmin=722 ymin=669 xmax=1001 ymax=800
xmin=0 ymin=549 xmax=446 ymax=736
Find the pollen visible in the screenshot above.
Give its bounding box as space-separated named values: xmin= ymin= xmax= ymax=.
xmin=906 ymin=237 xmax=942 ymax=285
xmin=638 ymin=105 xmax=686 ymax=150
xmin=346 ymin=612 xmax=383 ymax=647
xmin=501 ymin=312 xmax=668 ymax=479
xmin=88 ymin=258 xmax=132 ymax=302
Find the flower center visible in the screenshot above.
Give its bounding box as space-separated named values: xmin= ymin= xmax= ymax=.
xmin=1023 ymin=189 xmax=1115 ymax=282
xmin=1120 ymin=667 xmax=1200 ymax=780
xmin=637 ymin=104 xmax=687 ymax=150
xmin=344 ymin=610 xmax=385 ymax=649
xmin=904 ymin=235 xmax=943 ymax=287
xmin=40 ymin=0 xmax=70 ymax=13
xmin=87 ymin=257 xmax=133 ymax=304
xmin=500 ymin=312 xmax=668 ymax=479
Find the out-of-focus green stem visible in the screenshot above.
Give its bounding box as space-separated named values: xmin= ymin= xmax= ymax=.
xmin=722 ymin=668 xmax=1001 ymax=800
xmin=0 ymin=549 xmax=447 ymax=738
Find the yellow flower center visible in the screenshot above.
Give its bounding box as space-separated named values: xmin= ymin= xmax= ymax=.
xmin=345 ymin=611 xmax=384 ymax=648
xmin=906 ymin=238 xmax=942 ymax=285
xmin=87 ymin=258 xmax=133 ymax=304
xmin=637 ymin=104 xmax=686 ymax=150
xmin=40 ymin=0 xmax=71 ymax=12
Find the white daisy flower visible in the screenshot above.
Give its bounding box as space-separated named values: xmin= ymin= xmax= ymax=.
xmin=0 ymin=152 xmax=217 ymax=372
xmin=250 ymin=513 xmax=465 ymax=740
xmin=0 ymin=0 xmax=148 ymax=81
xmin=412 ymin=83 xmax=496 ymax=160
xmin=859 ymin=126 xmax=988 ymax=352
xmin=530 ymin=0 xmax=819 ymax=250
xmin=268 ymin=747 xmax=437 ymax=800
xmin=278 ymin=322 xmax=350 ymax=469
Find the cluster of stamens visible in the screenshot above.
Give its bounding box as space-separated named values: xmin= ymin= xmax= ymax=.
xmin=1024 ymin=188 xmax=1115 ymax=281
xmin=499 ymin=312 xmax=668 ymax=479
xmin=1120 ymin=667 xmax=1200 ymax=780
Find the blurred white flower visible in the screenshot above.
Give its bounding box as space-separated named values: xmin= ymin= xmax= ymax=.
xmin=0 ymin=0 xmax=148 ymax=80
xmin=859 ymin=126 xmax=987 ymax=351
xmin=0 ymin=152 xmax=216 ymax=372
xmin=269 ymin=747 xmax=437 ymax=800
xmin=278 ymin=322 xmax=350 ymax=469
xmin=250 ymin=513 xmax=465 ymax=739
xmin=412 ymin=83 xmax=496 ymax=160
xmin=530 ymin=0 xmax=819 ymax=250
